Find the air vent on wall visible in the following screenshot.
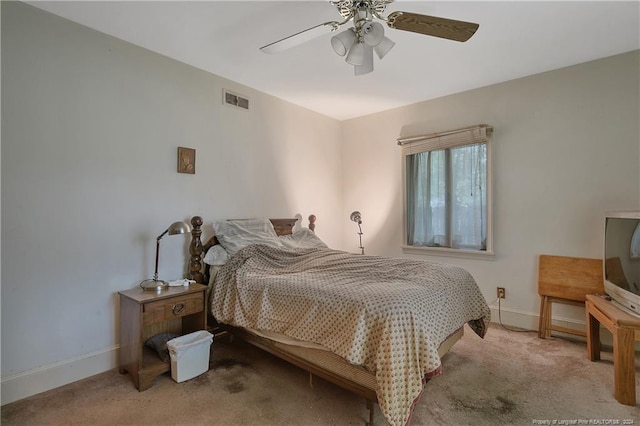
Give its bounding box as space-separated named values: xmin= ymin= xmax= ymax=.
xmin=223 ymin=89 xmax=250 ymax=111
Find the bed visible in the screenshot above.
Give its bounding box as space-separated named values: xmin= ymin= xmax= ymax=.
xmin=187 ymin=215 xmax=490 ymax=426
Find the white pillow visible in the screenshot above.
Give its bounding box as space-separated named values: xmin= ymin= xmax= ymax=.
xmin=213 ymin=218 xmax=285 ymax=256
xmin=203 ymin=245 xmax=230 ymax=266
xmin=279 ymin=228 xmax=328 ymax=249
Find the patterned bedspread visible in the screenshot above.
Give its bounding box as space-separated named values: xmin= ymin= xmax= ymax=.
xmin=211 ymin=245 xmax=490 ymax=426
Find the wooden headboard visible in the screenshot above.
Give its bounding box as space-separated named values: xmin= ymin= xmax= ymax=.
xmin=187 ymin=215 xmax=317 ymax=284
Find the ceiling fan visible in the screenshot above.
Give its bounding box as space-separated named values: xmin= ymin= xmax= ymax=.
xmin=260 ymin=0 xmax=479 ymax=76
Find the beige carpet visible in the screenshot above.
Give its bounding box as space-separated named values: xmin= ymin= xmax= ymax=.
xmin=2 ymin=324 xmax=639 ymax=425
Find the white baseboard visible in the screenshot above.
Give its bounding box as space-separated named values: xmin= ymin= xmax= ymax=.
xmin=488 ymin=303 xmax=640 ymax=350
xmin=489 ymin=302 xmax=590 ymax=338
xmin=1 ymin=345 xmax=119 ymax=405
xmin=489 ymin=303 xmax=542 ymax=331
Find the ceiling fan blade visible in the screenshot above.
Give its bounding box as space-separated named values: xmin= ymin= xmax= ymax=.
xmin=387 ymin=12 xmax=479 ymax=42
xmin=260 ymin=21 xmax=340 ymax=54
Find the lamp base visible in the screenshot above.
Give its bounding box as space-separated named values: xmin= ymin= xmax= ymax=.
xmin=139 ymin=279 xmax=168 ymax=292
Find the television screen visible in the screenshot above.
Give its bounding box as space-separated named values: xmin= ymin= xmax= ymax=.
xmin=604 ymin=213 xmax=640 ymax=316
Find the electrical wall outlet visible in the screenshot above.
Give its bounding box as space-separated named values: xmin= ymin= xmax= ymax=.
xmin=497 ymin=287 xmax=506 ymax=299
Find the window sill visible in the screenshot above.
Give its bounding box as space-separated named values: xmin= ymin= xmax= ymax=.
xmin=401 ymin=245 xmax=495 ymax=260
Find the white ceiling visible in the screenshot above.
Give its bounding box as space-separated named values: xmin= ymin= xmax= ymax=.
xmin=27 ymin=1 xmax=640 ymax=121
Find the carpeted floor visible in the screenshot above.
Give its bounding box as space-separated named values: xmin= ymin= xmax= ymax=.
xmin=2 ymin=324 xmax=638 ymax=425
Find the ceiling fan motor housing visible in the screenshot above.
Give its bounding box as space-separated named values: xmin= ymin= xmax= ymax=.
xmin=331 ymin=0 xmax=392 ymax=21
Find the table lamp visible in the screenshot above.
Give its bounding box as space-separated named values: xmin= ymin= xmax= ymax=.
xmin=140 ymin=221 xmax=192 ymax=291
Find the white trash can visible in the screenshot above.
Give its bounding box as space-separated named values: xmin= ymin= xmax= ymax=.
xmin=166 ymin=330 xmax=213 ymax=383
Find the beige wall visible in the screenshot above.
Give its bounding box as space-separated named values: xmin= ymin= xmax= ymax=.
xmin=1 ymin=1 xmax=342 ymax=403
xmin=341 ymin=50 xmax=640 ymax=327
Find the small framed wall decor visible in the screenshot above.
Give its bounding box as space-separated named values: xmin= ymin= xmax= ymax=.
xmin=177 ymin=147 xmax=195 ymax=174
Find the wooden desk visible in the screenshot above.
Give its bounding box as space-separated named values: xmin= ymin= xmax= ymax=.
xmin=585 ymin=294 xmax=640 ymax=406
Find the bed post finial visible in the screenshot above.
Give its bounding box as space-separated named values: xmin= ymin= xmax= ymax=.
xmin=189 ymin=216 xmax=204 ymax=284
xmin=308 ymin=215 xmax=316 ymax=232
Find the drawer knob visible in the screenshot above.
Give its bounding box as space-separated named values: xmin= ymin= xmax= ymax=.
xmin=172 ymin=303 xmax=185 ymax=315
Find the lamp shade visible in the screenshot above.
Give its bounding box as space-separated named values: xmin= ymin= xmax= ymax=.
xmin=374 ymin=36 xmax=395 ymax=59
xmin=331 ymin=28 xmax=356 ymax=57
xmin=350 ymin=211 xmax=362 ymax=224
xmin=362 ymin=22 xmax=384 ymax=47
xmin=354 ymin=45 xmax=374 ymax=76
xmin=346 ymin=42 xmax=365 ymax=66
xmin=166 ymin=221 xmax=191 ymax=236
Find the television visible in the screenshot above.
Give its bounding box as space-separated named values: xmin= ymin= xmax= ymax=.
xmin=603 ymin=211 xmax=640 ymax=317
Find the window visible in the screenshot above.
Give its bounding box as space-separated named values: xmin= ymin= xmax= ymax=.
xmin=400 ymin=125 xmax=493 ymax=256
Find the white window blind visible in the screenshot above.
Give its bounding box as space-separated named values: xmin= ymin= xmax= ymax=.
xmin=398 ymin=125 xmax=492 ymax=154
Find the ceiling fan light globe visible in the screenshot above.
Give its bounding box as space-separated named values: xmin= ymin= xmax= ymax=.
xmin=331 ymin=28 xmax=356 ymax=57
xmin=374 ymin=36 xmax=395 ymax=59
xmin=345 ymin=42 xmax=365 ymax=66
xmin=362 ymin=22 xmax=384 ymax=47
xmin=354 ymin=45 xmax=374 ymax=76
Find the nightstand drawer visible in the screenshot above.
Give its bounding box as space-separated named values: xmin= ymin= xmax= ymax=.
xmin=143 ymin=293 xmax=203 ymax=325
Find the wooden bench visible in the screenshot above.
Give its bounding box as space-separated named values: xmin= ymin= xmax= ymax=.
xmin=538 ymin=255 xmax=603 ymax=339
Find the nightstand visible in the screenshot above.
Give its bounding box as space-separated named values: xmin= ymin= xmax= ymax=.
xmin=118 ymin=283 xmax=207 ymax=391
